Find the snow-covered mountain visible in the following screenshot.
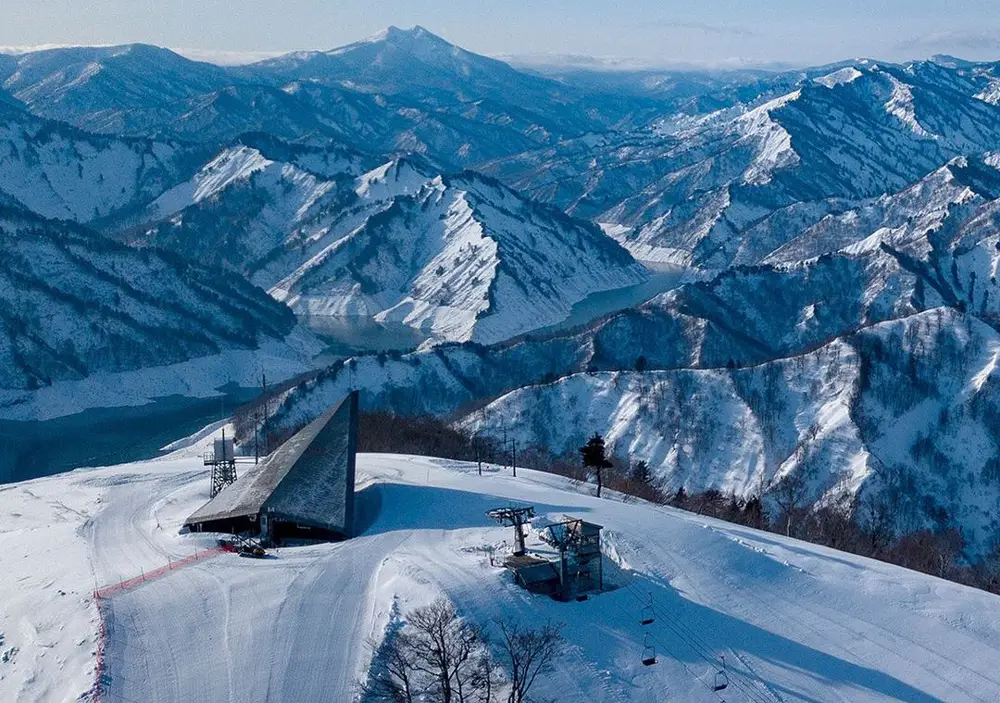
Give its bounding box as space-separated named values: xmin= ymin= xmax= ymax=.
xmin=247 ymin=25 xmax=652 ymax=132
xmin=482 ymin=59 xmax=1000 ymax=267
xmin=261 ymin=147 xmax=1000 ymax=548
xmin=0 ymin=206 xmax=295 ymax=392
xmin=0 ymin=103 xmax=208 ymax=223
xmin=137 ymin=149 xmax=648 ymax=345
xmin=0 ymin=29 xmax=659 ymax=166
xmin=462 ymin=307 xmax=1000 ymax=554
xmin=6 ymin=27 xmax=1000 ymax=555
xmin=0 ymin=44 xmax=231 ymax=133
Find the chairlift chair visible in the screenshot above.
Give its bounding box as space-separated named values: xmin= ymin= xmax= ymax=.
xmin=713 ymin=655 xmax=729 ymax=691
xmin=640 ymin=591 xmax=655 ymax=626
xmin=641 ymin=632 xmax=657 ymax=666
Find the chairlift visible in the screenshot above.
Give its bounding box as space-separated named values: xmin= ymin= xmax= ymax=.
xmin=713 ymin=655 xmax=729 ymax=691
xmin=640 ymin=591 xmax=655 ymax=626
xmin=641 ymin=632 xmax=657 ymax=666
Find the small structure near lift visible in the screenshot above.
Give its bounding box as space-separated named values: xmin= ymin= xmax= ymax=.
xmin=185 ymin=392 xmax=358 ymax=545
xmin=494 ymin=510 xmax=604 ymax=602
xmin=540 ymin=517 xmax=603 ymax=601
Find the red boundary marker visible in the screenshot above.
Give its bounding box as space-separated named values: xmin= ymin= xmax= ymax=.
xmin=89 ymin=544 xmax=236 ymax=701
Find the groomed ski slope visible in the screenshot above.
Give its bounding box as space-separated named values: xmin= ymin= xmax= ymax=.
xmin=2 ymin=428 xmax=1000 ymax=702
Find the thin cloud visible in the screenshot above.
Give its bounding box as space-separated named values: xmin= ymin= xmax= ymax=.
xmin=895 ymin=30 xmax=1000 ymax=54
xmin=172 ymin=48 xmax=291 ymax=66
xmin=0 ymin=43 xmax=113 ymax=54
xmin=498 ymin=52 xmax=794 ymax=73
xmin=644 ymin=20 xmax=756 ymax=38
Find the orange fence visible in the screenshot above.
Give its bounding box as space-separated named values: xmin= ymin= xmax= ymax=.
xmin=90 ymin=544 xmax=235 ymax=701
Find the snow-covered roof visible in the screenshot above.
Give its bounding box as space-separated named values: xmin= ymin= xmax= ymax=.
xmin=185 ymin=392 xmax=358 ymax=536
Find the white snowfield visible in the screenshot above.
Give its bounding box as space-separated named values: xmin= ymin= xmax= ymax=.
xmin=2 ymin=429 xmax=999 ymax=703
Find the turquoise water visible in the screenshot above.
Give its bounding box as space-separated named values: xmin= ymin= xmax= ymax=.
xmin=532 ymin=264 xmax=688 ymax=337
xmin=0 ymin=386 xmax=258 ymax=484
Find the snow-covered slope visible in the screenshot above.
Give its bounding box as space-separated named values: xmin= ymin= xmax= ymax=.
xmin=2 ymin=441 xmax=998 ymax=702
xmin=0 ymin=207 xmax=296 ymax=392
xmin=0 ymin=105 xmax=206 ymax=223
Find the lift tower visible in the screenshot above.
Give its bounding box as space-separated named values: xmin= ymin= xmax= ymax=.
xmin=205 ymin=428 xmax=238 ymax=498
xmin=487 ymin=505 xmax=535 ymax=556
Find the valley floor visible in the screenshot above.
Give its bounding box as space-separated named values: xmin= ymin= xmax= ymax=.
xmin=2 ymin=429 xmax=999 ymax=702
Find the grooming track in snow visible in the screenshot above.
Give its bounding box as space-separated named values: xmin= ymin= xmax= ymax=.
xmin=1 ymin=425 xmax=999 ymax=702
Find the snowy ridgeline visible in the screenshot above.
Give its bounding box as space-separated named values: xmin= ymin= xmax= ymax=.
xmin=140 ymin=149 xmax=647 ymax=345
xmin=485 ymin=61 xmax=1000 ymax=268
xmin=2 ymin=430 xmax=999 ymax=703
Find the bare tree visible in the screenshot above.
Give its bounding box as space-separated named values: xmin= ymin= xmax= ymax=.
xmin=407 ymin=600 xmax=490 ymax=703
xmin=361 ymin=630 xmax=421 ymax=703
xmin=362 ymin=600 xmax=493 ymax=703
xmin=496 ymin=619 xmax=564 ymax=703
xmin=767 ymin=467 xmax=814 ymax=537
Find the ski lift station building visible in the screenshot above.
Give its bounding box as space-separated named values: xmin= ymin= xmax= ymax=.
xmin=185 ymin=391 xmax=359 ymax=543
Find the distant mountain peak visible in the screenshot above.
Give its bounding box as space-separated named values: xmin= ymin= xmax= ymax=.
xmin=383 ymin=25 xmax=436 ymax=40
xmin=327 ymin=24 xmax=454 ymax=56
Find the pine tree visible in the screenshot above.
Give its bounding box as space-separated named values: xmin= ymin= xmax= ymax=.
xmin=672 ymin=486 xmax=687 ymax=508
xmin=580 ymin=433 xmax=612 ymax=498
xmin=629 ymin=459 xmax=653 ymax=486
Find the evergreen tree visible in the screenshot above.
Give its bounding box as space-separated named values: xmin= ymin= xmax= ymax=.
xmin=672 ymin=486 xmax=687 ymax=508
xmin=580 ymin=433 xmax=612 ymax=498
xmin=629 ymin=459 xmax=653 ymax=486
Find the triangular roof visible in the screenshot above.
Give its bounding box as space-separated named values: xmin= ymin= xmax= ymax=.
xmin=185 ymin=392 xmax=357 ymax=535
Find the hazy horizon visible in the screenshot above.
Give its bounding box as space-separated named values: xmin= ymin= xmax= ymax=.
xmin=1 ymin=1 xmax=998 ymax=70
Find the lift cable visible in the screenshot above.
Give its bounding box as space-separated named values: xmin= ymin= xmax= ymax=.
xmin=621 ymin=581 xmax=777 ymax=703
xmin=602 ymin=587 xmax=737 ymax=702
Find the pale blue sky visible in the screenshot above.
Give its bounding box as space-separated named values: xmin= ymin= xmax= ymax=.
xmin=1 ymin=1 xmax=999 ymax=67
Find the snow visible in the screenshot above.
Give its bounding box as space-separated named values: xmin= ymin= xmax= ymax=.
xmin=147 ymin=146 xmax=273 ymax=218
xmin=0 ymin=334 xmax=316 ymax=422
xmin=0 ymin=118 xmax=192 ymax=223
xmin=3 ymin=428 xmax=1000 ymax=702
xmin=974 ymin=78 xmax=1000 ymax=106
xmin=884 ymin=75 xmax=936 ymax=139
xmin=735 ymin=91 xmax=801 ymax=186
xmin=814 ymin=67 xmax=863 ymax=89
xmin=354 ymin=158 xmax=430 ymax=200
